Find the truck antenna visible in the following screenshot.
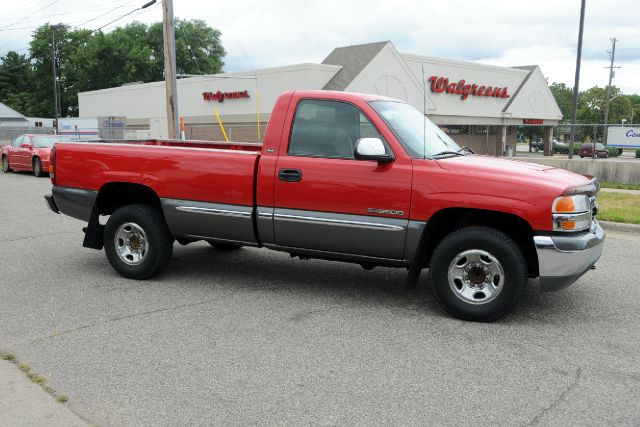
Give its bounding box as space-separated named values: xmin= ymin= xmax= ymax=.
xmin=256 ymin=78 xmax=262 ymax=143
xmin=421 ymin=61 xmax=427 ymax=159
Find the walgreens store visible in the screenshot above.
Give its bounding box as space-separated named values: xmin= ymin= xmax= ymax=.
xmin=78 ymin=41 xmax=562 ymax=156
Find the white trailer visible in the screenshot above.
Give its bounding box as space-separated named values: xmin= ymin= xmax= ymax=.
xmin=58 ymin=118 xmax=99 ymax=140
xmin=607 ymin=127 xmax=640 ymax=149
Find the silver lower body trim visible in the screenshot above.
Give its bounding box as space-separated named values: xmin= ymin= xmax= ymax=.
xmin=272 ymin=207 xmax=409 ymax=259
xmin=273 ymin=213 xmax=405 ymax=231
xmin=161 ymin=199 xmax=257 ymax=245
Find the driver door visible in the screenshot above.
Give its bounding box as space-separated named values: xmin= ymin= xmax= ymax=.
xmin=272 ymin=99 xmax=412 ymax=260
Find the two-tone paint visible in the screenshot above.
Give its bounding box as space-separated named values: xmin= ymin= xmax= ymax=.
xmin=47 ymin=90 xmax=604 ymax=286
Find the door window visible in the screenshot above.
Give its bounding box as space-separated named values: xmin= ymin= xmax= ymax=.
xmin=288 ymin=99 xmax=386 ymax=159
xmin=11 ymin=136 xmax=24 ymax=147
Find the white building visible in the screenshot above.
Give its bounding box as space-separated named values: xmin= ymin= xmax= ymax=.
xmin=78 ymin=41 xmax=562 ymax=155
xmin=0 ymin=102 xmax=29 ymax=127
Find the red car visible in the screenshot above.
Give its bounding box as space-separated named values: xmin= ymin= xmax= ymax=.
xmin=2 ymin=134 xmax=73 ymax=177
xmin=578 ymin=142 xmax=608 ymax=158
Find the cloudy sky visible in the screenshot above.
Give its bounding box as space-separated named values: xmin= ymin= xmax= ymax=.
xmin=1 ymin=0 xmax=638 ymax=94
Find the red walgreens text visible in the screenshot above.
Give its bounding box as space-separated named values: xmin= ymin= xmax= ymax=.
xmin=428 ymin=76 xmax=510 ymax=101
xmin=202 ymin=90 xmax=250 ymax=102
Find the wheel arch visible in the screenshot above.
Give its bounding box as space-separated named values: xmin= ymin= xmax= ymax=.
xmin=96 ymin=182 xmax=163 ymax=215
xmin=420 ymin=207 xmax=539 ymax=278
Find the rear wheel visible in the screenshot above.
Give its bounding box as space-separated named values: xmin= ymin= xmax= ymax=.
xmin=2 ymin=155 xmax=11 ymax=173
xmin=208 ymin=242 xmax=243 ymax=251
xmin=429 ymin=226 xmax=527 ymax=322
xmin=33 ymin=158 xmax=45 ymax=177
xmin=104 ymin=204 xmax=173 ymax=280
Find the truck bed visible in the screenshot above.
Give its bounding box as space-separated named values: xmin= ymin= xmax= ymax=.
xmin=54 ymin=140 xmax=261 ymax=207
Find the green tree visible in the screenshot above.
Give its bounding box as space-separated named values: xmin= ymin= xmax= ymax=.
xmin=578 ymin=86 xmax=632 ymax=125
xmin=0 ymin=19 xmax=226 ymax=118
xmin=549 ymin=82 xmax=574 ymax=121
xmin=0 ymin=51 xmax=35 ymax=115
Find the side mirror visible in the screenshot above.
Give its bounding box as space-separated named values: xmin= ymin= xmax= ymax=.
xmin=21 ymin=143 xmax=32 ymax=149
xmin=354 ymin=138 xmax=394 ymax=163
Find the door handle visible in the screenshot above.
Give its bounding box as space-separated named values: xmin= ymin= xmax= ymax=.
xmin=278 ymin=168 xmax=302 ymax=182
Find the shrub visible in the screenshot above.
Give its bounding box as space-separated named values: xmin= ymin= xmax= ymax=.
xmin=636 ymin=149 xmax=640 ymax=158
xmin=607 ymin=147 xmax=620 ymax=158
xmin=554 ymin=145 xmax=580 ymax=155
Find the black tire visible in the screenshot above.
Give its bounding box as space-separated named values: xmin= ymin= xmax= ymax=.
xmin=208 ymin=242 xmax=243 ymax=251
xmin=2 ymin=155 xmax=11 ymax=173
xmin=33 ymin=158 xmax=45 ymax=177
xmin=104 ymin=204 xmax=173 ymax=280
xmin=428 ymin=226 xmax=527 ymax=322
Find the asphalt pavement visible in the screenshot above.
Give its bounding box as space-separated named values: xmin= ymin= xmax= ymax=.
xmin=1 ymin=171 xmax=639 ymax=426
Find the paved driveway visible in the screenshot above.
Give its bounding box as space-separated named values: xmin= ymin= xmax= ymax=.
xmin=1 ymin=171 xmax=638 ymax=425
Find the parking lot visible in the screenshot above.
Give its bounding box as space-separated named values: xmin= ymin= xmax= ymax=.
xmin=1 ymin=171 xmax=639 ymax=425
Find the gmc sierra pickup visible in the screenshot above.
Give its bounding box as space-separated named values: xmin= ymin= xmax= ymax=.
xmin=45 ymin=90 xmax=604 ymax=321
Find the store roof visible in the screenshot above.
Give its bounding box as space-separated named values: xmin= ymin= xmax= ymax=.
xmin=321 ymin=41 xmax=389 ymax=90
xmin=0 ymin=101 xmax=28 ymax=122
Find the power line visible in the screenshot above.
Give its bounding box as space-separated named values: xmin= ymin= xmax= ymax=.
xmin=2 ymin=0 xmax=42 ymax=21
xmin=0 ymin=1 xmax=158 ymax=74
xmin=214 ymin=0 xmax=254 ymax=73
xmin=0 ymin=0 xmax=64 ymax=30
xmin=73 ymin=0 xmax=141 ymax=30
xmin=92 ymin=0 xmax=157 ymax=33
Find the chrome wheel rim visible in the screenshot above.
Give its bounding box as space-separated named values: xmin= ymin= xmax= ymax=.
xmin=2 ymin=157 xmax=7 ymax=171
xmin=114 ymin=222 xmax=148 ymax=265
xmin=447 ymin=249 xmax=504 ymax=305
xmin=34 ymin=161 xmax=40 ymax=175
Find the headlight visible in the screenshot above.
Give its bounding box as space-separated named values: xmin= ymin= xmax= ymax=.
xmin=552 ymin=195 xmax=592 ymax=232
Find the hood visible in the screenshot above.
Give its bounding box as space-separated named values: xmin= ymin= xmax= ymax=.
xmin=434 ymin=155 xmax=590 ymax=194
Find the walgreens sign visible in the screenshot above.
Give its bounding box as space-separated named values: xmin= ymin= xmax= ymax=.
xmin=428 ymin=76 xmax=511 ymax=101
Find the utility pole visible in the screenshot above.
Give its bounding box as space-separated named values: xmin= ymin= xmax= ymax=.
xmin=162 ymin=0 xmax=179 ymax=139
xmin=51 ymin=25 xmax=61 ymax=134
xmin=603 ymin=38 xmax=620 ymax=145
xmin=568 ymin=0 xmax=586 ymax=159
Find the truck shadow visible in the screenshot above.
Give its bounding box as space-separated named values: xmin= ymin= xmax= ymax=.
xmin=150 ymin=243 xmax=566 ymax=323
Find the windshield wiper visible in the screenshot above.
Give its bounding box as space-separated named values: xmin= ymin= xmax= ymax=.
xmin=430 ymin=149 xmax=467 ymax=158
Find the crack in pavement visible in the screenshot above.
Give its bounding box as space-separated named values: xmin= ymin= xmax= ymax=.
xmin=28 ymin=286 xmax=258 ymax=343
xmin=527 ymin=367 xmax=583 ymax=426
xmin=0 ymin=231 xmax=76 ymax=244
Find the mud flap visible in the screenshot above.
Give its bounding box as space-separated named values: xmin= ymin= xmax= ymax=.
xmin=82 ymin=205 xmax=104 ymax=250
xmin=403 ymin=231 xmax=428 ymax=290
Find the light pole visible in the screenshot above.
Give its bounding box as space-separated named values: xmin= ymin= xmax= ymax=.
xmin=50 ymin=24 xmax=64 ymax=134
xmin=569 ymin=0 xmax=586 ymax=159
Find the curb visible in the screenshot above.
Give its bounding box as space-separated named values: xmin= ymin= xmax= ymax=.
xmin=600 ymin=220 xmax=640 ymax=234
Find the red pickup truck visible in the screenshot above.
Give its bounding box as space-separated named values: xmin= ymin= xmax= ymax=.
xmin=45 ymin=90 xmax=604 ymax=321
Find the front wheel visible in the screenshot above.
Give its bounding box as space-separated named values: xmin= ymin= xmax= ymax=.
xmin=2 ymin=156 xmax=11 ymax=173
xmin=33 ymin=158 xmax=45 ymax=177
xmin=104 ymin=204 xmax=173 ymax=280
xmin=429 ymin=226 xmax=527 ymax=322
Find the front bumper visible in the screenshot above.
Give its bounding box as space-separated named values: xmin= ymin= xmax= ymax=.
xmin=534 ymin=221 xmax=605 ymax=291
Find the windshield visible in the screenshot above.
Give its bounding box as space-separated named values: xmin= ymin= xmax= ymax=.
xmin=369 ymin=101 xmax=461 ymax=158
xmin=31 ymin=136 xmax=73 ymax=148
